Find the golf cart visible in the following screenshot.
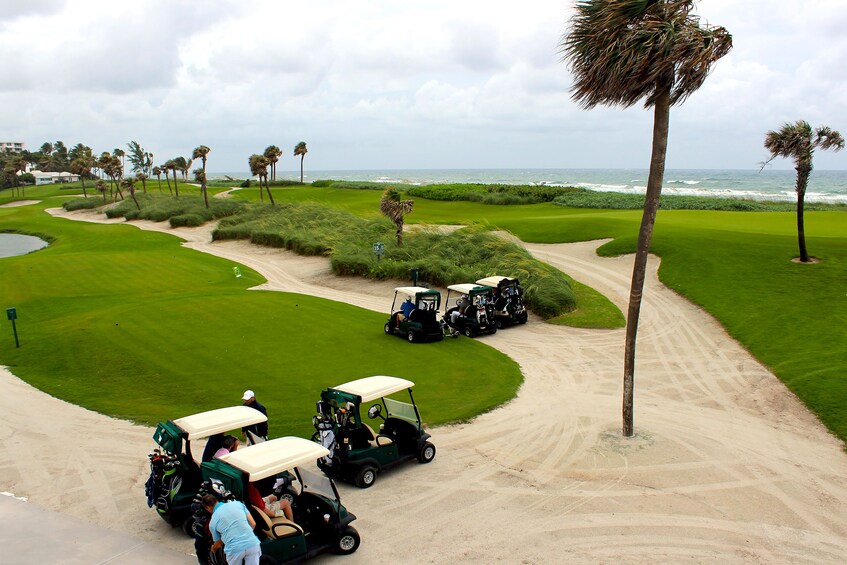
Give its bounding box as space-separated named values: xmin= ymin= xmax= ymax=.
xmin=198 ymin=437 xmax=360 ymax=564
xmin=384 ymin=286 xmax=444 ymax=343
xmin=312 ymin=376 xmax=435 ymax=488
xmin=146 ymin=406 xmax=268 ymax=535
xmin=442 ymin=283 xmax=498 ymax=338
xmin=475 ymin=275 xmax=529 ymax=328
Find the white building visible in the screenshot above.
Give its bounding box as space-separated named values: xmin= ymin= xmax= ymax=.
xmin=27 ymin=170 xmax=80 ymax=185
xmin=0 ymin=141 xmax=25 ymax=153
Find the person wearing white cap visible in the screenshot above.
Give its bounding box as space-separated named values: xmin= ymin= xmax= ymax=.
xmin=241 ymin=389 xmax=269 ymax=441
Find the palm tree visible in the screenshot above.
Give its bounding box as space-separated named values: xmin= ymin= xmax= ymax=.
xmin=95 ymin=179 xmax=108 ymax=203
xmin=264 ymin=145 xmax=282 ymax=181
xmin=160 ymin=162 xmax=173 ymax=195
xmin=70 ymin=158 xmax=90 ymax=197
xmin=105 ymin=156 xmax=124 ymax=201
xmin=762 ymin=121 xmax=844 ymax=262
xmin=122 ymin=178 xmax=140 ymax=210
xmin=113 ymin=148 xmax=126 ymax=172
xmin=379 ymin=187 xmax=413 ymax=246
xmin=294 ymin=141 xmax=308 ymax=183
xmin=249 ymin=154 xmax=274 ymax=204
xmin=135 ymin=171 xmax=148 ymax=193
xmin=153 ymin=166 xmax=165 ymax=193
xmin=192 ymin=145 xmax=211 ymax=208
xmin=164 ymin=159 xmax=179 ymax=197
xmin=561 ymin=0 xmax=732 ymax=437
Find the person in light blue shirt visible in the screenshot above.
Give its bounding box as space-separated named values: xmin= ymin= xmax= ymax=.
xmin=203 ymin=494 xmax=261 ymax=565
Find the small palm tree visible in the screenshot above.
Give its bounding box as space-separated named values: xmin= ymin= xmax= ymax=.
xmin=762 ymin=121 xmax=844 ymax=262
xmin=192 ymin=145 xmax=211 ymax=208
xmin=95 ymin=179 xmax=108 ymax=203
xmin=561 ymin=0 xmax=732 ymax=437
xmin=122 ymin=178 xmax=141 ymax=210
xmin=249 ymin=154 xmax=275 ymax=204
xmin=152 ymin=166 xmax=164 ymax=193
xmin=135 ymin=172 xmax=148 ymax=193
xmin=294 ymin=141 xmax=308 ymax=183
xmin=264 ymin=145 xmax=282 ymax=181
xmin=379 ymin=187 xmax=413 ymax=246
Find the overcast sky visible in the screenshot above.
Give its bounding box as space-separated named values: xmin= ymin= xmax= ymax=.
xmin=2 ymin=0 xmax=845 ymax=174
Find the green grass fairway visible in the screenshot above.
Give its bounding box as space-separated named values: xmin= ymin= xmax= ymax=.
xmin=0 ymin=189 xmax=521 ymax=438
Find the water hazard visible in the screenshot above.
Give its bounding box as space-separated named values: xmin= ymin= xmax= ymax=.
xmin=0 ymin=234 xmax=49 ymax=258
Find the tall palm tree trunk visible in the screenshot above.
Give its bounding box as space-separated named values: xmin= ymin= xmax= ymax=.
xmin=300 ymin=155 xmax=305 ymax=183
xmin=623 ymin=87 xmax=670 ymax=437
xmin=795 ymin=162 xmax=811 ymax=262
xmin=173 ymin=171 xmax=180 ymax=197
xmin=265 ymin=175 xmax=275 ymax=205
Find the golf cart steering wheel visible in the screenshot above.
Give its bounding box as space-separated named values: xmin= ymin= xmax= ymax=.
xmin=367 ymin=404 xmax=385 ymax=421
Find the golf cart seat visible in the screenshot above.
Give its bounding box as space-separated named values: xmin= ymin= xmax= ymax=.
xmin=252 ymin=505 xmax=304 ymax=540
xmin=245 ymin=430 xmax=265 ymax=446
xmin=363 ymin=423 xmax=394 ymax=447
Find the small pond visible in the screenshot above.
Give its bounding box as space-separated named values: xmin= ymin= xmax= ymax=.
xmin=0 ymin=234 xmax=49 ymax=258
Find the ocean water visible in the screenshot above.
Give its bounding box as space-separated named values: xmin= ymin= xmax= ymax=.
xmin=210 ymin=168 xmax=847 ymax=204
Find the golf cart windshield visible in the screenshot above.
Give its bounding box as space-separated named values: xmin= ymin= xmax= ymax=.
xmin=385 ymin=397 xmax=419 ymax=425
xmin=299 ymin=466 xmax=340 ymax=501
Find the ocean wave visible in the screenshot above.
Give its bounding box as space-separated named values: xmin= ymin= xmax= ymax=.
xmin=667 ymin=179 xmax=701 ymax=185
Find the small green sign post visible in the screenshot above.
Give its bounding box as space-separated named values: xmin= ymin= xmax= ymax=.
xmin=6 ymin=307 xmax=19 ymax=348
xmin=373 ymin=242 xmax=385 ymax=262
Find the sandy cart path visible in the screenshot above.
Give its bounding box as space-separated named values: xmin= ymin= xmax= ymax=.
xmin=1 ymin=208 xmax=844 ymax=563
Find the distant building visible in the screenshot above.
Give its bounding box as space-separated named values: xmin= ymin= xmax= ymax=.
xmin=0 ymin=141 xmax=25 ymax=153
xmin=27 ymin=169 xmax=80 ymax=185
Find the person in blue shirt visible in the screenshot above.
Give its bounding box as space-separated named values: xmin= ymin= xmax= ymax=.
xmin=399 ymin=296 xmax=415 ymax=321
xmin=203 ymin=494 xmax=261 ymax=565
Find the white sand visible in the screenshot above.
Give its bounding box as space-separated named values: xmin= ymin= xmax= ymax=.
xmin=1 ymin=207 xmax=844 ymax=563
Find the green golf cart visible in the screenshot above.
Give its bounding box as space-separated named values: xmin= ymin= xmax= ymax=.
xmin=442 ymin=283 xmax=498 ymax=337
xmin=146 ymin=406 xmax=267 ymax=535
xmin=384 ymin=286 xmax=444 ymax=343
xmin=312 ymin=375 xmax=435 ymax=488
xmin=199 ymin=437 xmax=360 ymax=564
xmin=475 ymin=275 xmax=529 ymax=328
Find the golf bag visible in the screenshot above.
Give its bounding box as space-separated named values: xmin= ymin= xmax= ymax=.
xmin=191 ymin=479 xmax=235 ymax=565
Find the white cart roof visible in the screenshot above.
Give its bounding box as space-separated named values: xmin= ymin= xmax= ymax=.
xmin=394 ymin=286 xmax=437 ymax=296
xmin=333 ymin=375 xmax=415 ymax=402
xmin=447 ymin=283 xmax=491 ymax=294
xmin=475 ymin=276 xmax=515 ymax=287
xmin=219 ymin=437 xmax=330 ymax=481
xmin=173 ymin=406 xmax=267 ymax=440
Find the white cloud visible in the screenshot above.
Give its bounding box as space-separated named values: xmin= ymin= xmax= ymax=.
xmin=1 ymin=0 xmax=845 ymax=172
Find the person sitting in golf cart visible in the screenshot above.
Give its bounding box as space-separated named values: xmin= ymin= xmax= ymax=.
xmin=247 ymin=481 xmax=294 ymax=522
xmin=398 ymin=296 xmax=415 ymax=322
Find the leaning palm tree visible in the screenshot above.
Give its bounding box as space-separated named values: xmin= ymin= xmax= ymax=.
xmin=122 ymin=178 xmax=141 ymax=210
xmin=152 ymin=166 xmax=164 ymax=193
xmin=294 ymin=141 xmax=308 ymax=183
xmin=249 ymin=154 xmax=275 ymax=204
xmin=135 ymin=171 xmax=148 ymax=193
xmin=379 ymin=187 xmax=413 ymax=246
xmin=561 ymin=0 xmax=732 ymax=437
xmin=264 ymin=145 xmax=282 ymax=181
xmin=192 ymin=145 xmax=211 ymax=208
xmin=762 ymin=121 xmax=844 ymax=262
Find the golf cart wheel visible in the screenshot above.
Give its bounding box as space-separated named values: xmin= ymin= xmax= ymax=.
xmin=355 ymin=465 xmax=377 ymax=488
xmin=335 ymin=526 xmax=361 ymax=555
xmin=181 ymin=516 xmax=194 ymax=538
xmin=462 ymin=326 xmax=474 ymax=338
xmin=407 ymin=330 xmax=416 ymax=343
xmin=384 ymin=323 xmax=392 ymax=334
xmin=495 ymin=319 xmax=504 ymax=329
xmin=418 ymin=441 xmax=436 ymax=463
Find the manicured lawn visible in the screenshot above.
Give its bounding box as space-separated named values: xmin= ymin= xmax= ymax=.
xmin=0 ymin=188 xmax=521 ymax=438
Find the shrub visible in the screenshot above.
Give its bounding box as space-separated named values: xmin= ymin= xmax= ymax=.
xmin=63 ymin=198 xmax=102 ymax=211
xmin=407 ymin=183 xmax=580 ymax=204
xmin=240 ymin=179 xmax=252 ymax=188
